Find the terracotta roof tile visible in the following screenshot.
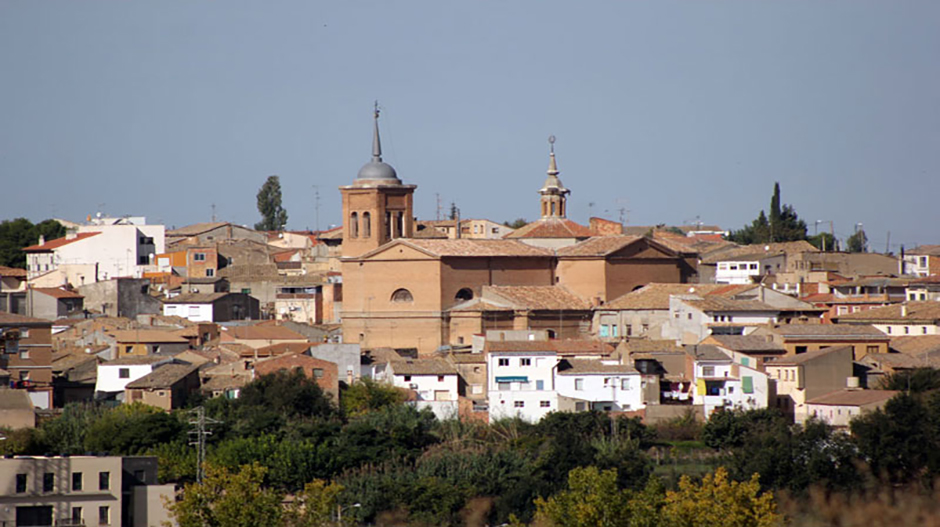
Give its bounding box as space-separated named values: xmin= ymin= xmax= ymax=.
xmin=389 ymin=358 xmax=457 ymax=375
xmin=484 ymin=339 xmax=612 ymax=355
xmin=890 ymin=336 xmax=940 ymax=356
xmin=683 ymin=297 xmax=779 ymax=313
xmin=166 ymin=222 xmax=231 ymax=236
xmin=400 ymin=239 xmax=554 ymax=258
xmin=707 ymin=335 xmax=786 ymax=353
xmin=556 ymin=236 xmax=646 ymax=257
xmin=766 ymin=324 xmax=888 ymax=339
xmin=163 ymin=292 xmax=232 ymax=304
xmin=108 ymin=330 xmax=189 ymax=344
xmin=0 ymin=265 xmax=27 ymax=278
xmin=33 ymin=287 xmax=84 ymax=299
xmin=767 ymin=345 xmax=853 ymax=365
xmin=220 ymin=324 xmax=307 ymax=341
xmin=604 ymin=283 xmax=734 ymax=310
xmin=504 ymin=218 xmax=593 ymax=239
xmin=557 ymin=359 xmax=637 ymax=375
xmin=700 ymin=241 xmax=818 ymax=264
xmin=483 ymin=285 xmax=591 ymax=310
xmin=835 ymin=302 xmax=940 ymax=323
xmin=806 ymin=389 xmax=899 ymax=407
xmin=22 ymin=232 xmax=101 ymax=252
xmin=909 ymin=245 xmax=940 ymax=256
xmin=126 ymin=362 xmax=199 ymax=389
xmin=0 ymin=312 xmax=51 ymax=326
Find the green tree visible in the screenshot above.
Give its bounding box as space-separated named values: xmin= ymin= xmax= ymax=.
xmin=661 ymin=467 xmax=780 ymax=527
xmin=165 ymin=463 xmax=283 ymax=527
xmin=0 ymin=218 xmax=65 ymax=268
xmin=534 ymin=466 xmax=633 ymax=527
xmin=255 ymin=175 xmax=288 ymax=231
xmin=729 ymin=183 xmax=807 ymax=244
xmin=807 ymin=232 xmax=836 ymax=252
xmin=449 ymin=202 xmax=459 ymax=221
xmin=851 ymin=392 xmax=932 ymax=484
xmin=503 ymin=218 xmax=528 ymax=229
xmin=341 ymin=378 xmax=407 ymax=417
xmin=846 ymin=228 xmax=868 ymax=253
xmin=83 ymin=403 xmax=185 ymax=454
xmin=881 ymin=368 xmax=940 ymax=392
xmin=284 ymin=479 xmax=347 ymax=527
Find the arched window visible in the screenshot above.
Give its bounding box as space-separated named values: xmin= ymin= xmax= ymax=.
xmin=391 ymin=288 xmax=414 ymax=303
xmin=350 ymin=212 xmax=359 ymax=238
xmin=551 ymin=202 xmax=556 ymax=216
xmin=455 ymin=288 xmax=474 ymax=302
xmin=362 ymin=212 xmax=371 ymax=238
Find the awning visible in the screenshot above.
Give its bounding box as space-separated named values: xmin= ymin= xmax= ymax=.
xmin=495 ymin=376 xmax=528 ymax=383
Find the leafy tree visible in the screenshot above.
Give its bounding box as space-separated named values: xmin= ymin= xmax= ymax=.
xmin=661 ymin=467 xmax=780 ymax=527
xmin=702 ymin=408 xmax=783 ymax=450
xmin=284 ymin=479 xmax=347 ymax=527
xmin=341 ymin=378 xmax=407 ymax=417
xmin=83 ymin=403 xmax=185 ymax=454
xmin=0 ymin=218 xmax=65 ymax=268
xmin=881 ymin=368 xmax=940 ymax=392
xmin=449 ymin=202 xmax=459 ymax=221
xmin=846 ymin=228 xmax=869 ymax=253
xmin=729 ymin=183 xmax=807 ymax=244
xmin=534 ymin=466 xmax=633 ymax=527
xmin=851 ymin=392 xmax=932 ymax=484
xmin=255 ymin=175 xmax=288 ymax=231
xmin=503 ymin=218 xmax=528 ymax=229
xmin=165 ymin=463 xmax=283 ymax=527
xmin=38 ymin=402 xmax=109 ymax=455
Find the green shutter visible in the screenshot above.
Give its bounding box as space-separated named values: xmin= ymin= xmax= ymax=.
xmin=741 ymin=357 xmax=750 ymax=367
xmin=742 ymin=376 xmax=754 ymax=394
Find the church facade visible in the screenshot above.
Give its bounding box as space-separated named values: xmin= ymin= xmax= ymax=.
xmin=339 ymin=111 xmax=692 ymax=355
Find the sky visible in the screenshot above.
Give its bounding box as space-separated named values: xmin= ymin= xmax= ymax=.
xmin=1 ymin=1 xmax=938 ymax=251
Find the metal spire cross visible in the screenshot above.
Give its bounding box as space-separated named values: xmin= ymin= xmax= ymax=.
xmin=548 ymin=134 xmax=556 ymax=154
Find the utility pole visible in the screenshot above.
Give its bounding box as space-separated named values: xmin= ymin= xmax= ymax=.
xmin=436 ymin=193 xmax=443 ymax=221
xmin=188 ymin=406 xmax=221 ymax=483
xmin=312 ymin=185 xmax=321 ymax=232
xmin=211 ymin=203 xmax=216 ymax=222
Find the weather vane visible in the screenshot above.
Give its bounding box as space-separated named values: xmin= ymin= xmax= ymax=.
xmin=548 ymin=134 xmax=556 ymax=153
xmin=374 ymin=100 xmax=380 ymax=119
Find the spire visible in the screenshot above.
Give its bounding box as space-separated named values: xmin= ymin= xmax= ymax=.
xmin=372 ymin=101 xmax=383 ymax=162
xmin=547 ymin=135 xmax=559 ymax=176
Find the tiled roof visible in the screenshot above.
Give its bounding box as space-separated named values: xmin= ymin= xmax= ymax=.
xmin=911 ymin=275 xmax=940 ymax=285
xmin=624 ymin=339 xmax=685 ymax=354
xmin=167 ymin=222 xmax=231 ymax=236
xmin=201 ymin=374 xmax=250 ymax=392
xmin=767 ymin=345 xmax=853 ymax=366
xmin=108 ymin=330 xmax=189 ymax=344
xmin=126 ymin=362 xmax=199 ymax=389
xmin=687 ymin=344 xmax=731 ymax=361
xmin=250 ymin=341 xmax=313 ymax=358
xmin=316 ymin=227 xmax=343 ymax=241
xmin=448 ymin=352 xmax=486 ymax=364
xmin=23 ymin=232 xmax=102 ymax=252
xmin=556 ymin=235 xmax=645 ymax=257
xmin=412 ymin=224 xmax=450 ymax=239
xmin=220 ymin=324 xmax=307 ymax=341
xmin=484 ymin=339 xmax=612 ymax=354
xmin=0 ymin=312 xmax=51 ymax=326
xmin=890 ymin=336 xmax=940 ymax=356
xmin=707 ymin=335 xmax=786 ymax=353
xmin=834 ymin=277 xmax=911 ymax=288
xmin=484 ymin=285 xmax=591 ymax=310
xmin=861 ymin=353 xmax=924 ymax=370
xmin=390 ymin=358 xmax=457 ymax=375
xmin=400 ymin=239 xmax=554 ymax=258
xmin=604 ymin=283 xmax=735 ymax=310
xmin=835 ymin=302 xmax=940 ymax=323
xmin=909 ymin=245 xmax=940 ymax=256
xmin=163 ymin=292 xmax=231 ymax=304
xmin=504 ymin=218 xmax=593 ymax=239
xmin=806 ymin=389 xmax=899 ymax=407
xmin=557 ymin=359 xmax=637 ymax=375
xmin=0 ymin=265 xmax=27 ymax=278
xmin=102 ymin=355 xmax=174 ymax=366
xmin=700 ymin=241 xmax=818 ymax=264
xmin=766 ymin=324 xmax=889 ymax=339
xmin=683 ymin=297 xmax=779 ymax=313
xmin=0 ymin=389 xmax=33 ymax=410
xmin=33 ymin=287 xmax=84 ymax=300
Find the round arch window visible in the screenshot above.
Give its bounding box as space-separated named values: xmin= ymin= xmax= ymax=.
xmin=455 ymin=288 xmax=474 ymax=302
xmin=391 ymin=288 xmax=414 ymax=303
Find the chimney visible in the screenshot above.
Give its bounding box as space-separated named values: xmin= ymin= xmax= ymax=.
xmin=901 ymin=303 xmax=907 ymax=318
xmin=66 ymin=229 xmax=77 ymax=240
xmin=38 ymin=234 xmax=45 ymax=246
xmin=455 ymin=208 xmax=461 ymax=239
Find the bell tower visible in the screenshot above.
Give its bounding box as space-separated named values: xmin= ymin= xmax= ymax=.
xmin=340 ymin=104 xmax=416 ymax=258
xmin=539 ymin=135 xmax=570 ymax=219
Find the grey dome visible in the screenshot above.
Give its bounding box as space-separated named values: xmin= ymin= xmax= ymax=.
xmin=357 ymin=161 xmax=398 ymax=181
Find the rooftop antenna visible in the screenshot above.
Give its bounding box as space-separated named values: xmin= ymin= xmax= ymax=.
xmin=436 ymin=193 xmax=443 ymax=221
xmin=312 ymin=185 xmax=321 ymax=232
xmin=211 ymin=203 xmax=216 ymax=222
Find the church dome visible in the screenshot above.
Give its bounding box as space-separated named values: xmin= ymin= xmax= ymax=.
xmin=357 ymin=160 xmax=398 ymax=181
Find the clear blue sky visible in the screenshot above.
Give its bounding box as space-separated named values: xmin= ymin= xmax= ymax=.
xmin=2 ymin=1 xmax=938 ymax=250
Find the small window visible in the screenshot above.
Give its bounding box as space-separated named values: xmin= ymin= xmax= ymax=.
xmin=390 ymin=288 xmax=414 ymax=303
xmin=119 ymin=368 xmax=130 ymax=379
xmin=72 ymin=472 xmax=83 ymax=491
xmin=18 ymin=350 xmax=29 ymax=360
xmin=702 ymin=366 xmax=715 ymax=377
xmin=520 ymin=358 xmax=531 ymax=366
xmin=795 ymin=346 xmax=807 ymax=354
xmin=313 ymin=368 xmax=324 ymax=378
xmin=99 ymin=472 xmax=110 ymax=491
xmin=575 ymin=378 xmax=584 ymax=391
xmin=514 ymin=401 xmax=524 ymax=408
xmin=540 ymin=400 xmax=550 ymax=408
xmin=99 ymin=506 xmax=110 ymax=525
xmin=16 ymin=474 xmax=27 ymax=493
xmin=206 ymin=268 xmax=215 ymax=277
xmin=498 ymin=382 xmax=511 ymax=391
xmin=437 ymin=375 xmax=445 ymax=382
xmin=621 ymin=378 xmax=630 ymax=390
xmin=362 ymin=212 xmax=371 ymax=238
xmin=455 ymin=288 xmax=473 ymax=302
xmin=193 ymin=253 xmax=206 ymax=262
xmin=43 ymin=473 xmax=54 ymax=492
xmin=72 ymin=507 xmax=83 ymax=524
xmin=138 ymin=255 xmax=149 ymax=265
xmin=498 ymin=358 xmax=509 ymax=367
xmin=536 ymin=380 xmax=544 ymax=390
xmin=403 ymin=375 xmax=411 ymax=382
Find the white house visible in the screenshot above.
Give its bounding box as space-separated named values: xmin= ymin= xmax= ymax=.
xmin=23 ymin=216 xmax=165 ymax=286
xmin=385 ymin=359 xmax=459 ymax=402
xmin=691 ymin=345 xmax=771 ymax=417
xmin=94 ymin=356 xmax=177 ymax=398
xmin=804 ymin=389 xmax=899 ymax=428
xmin=485 ymin=342 xmax=559 ymax=423
xmin=555 ymin=359 xmax=647 ymax=412
xmin=662 ymin=295 xmax=779 ymax=344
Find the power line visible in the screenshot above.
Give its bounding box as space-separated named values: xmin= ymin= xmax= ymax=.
xmin=188 ymin=406 xmax=221 ymax=483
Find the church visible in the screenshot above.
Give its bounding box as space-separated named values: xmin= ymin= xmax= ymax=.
xmin=339 ymin=109 xmax=696 ymax=355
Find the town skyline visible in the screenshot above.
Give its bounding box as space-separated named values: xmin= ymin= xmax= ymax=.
xmin=2 ymin=2 xmax=939 ymax=248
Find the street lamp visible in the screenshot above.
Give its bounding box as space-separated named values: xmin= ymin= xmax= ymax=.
xmin=336 ymin=503 xmax=361 ymax=523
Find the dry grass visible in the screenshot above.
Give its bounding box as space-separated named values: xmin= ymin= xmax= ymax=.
xmin=779 ymin=485 xmax=940 ymax=526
